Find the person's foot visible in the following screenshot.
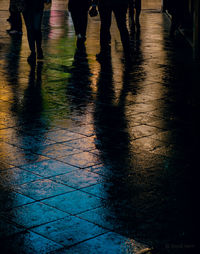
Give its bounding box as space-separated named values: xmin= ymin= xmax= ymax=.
xmin=27 ymin=52 xmax=36 ymax=64
xmin=37 ymin=49 xmax=44 ymax=60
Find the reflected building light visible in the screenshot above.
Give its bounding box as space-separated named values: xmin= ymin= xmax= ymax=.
xmin=51 ymin=0 xmax=68 ymax=11
xmin=142 ymin=0 xmax=161 ymax=10
xmin=49 ymin=10 xmax=66 ymax=39
xmin=128 ymin=14 xmax=171 ymax=155
xmin=67 ymin=13 xmax=77 ymax=38
xmin=88 ymin=60 xmax=100 ymax=93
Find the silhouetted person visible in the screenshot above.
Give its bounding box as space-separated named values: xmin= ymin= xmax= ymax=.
xmin=7 ymin=0 xmax=24 ymax=35
xmin=68 ymin=0 xmax=92 ymax=49
xmin=23 ymin=0 xmax=51 ymax=63
xmin=128 ymin=0 xmax=141 ymax=31
xmin=91 ymin=0 xmax=131 ymax=60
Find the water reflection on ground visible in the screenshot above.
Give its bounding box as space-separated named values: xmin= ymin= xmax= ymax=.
xmin=0 ymin=0 xmax=198 ymax=253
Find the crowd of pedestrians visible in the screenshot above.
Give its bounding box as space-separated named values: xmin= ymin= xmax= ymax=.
xmin=6 ymin=0 xmax=182 ymax=64
xmin=6 ymin=0 xmax=142 ymax=64
xmin=68 ymin=0 xmax=141 ymax=61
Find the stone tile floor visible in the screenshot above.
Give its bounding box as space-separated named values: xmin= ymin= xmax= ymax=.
xmin=0 ymin=0 xmax=199 ymax=253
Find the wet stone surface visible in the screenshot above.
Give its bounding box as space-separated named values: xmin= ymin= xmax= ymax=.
xmin=0 ymin=0 xmax=199 ymax=253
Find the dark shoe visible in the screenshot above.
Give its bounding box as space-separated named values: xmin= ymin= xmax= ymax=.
xmin=37 ymin=49 xmax=44 ymax=60
xmin=27 ymin=52 xmax=36 ymax=64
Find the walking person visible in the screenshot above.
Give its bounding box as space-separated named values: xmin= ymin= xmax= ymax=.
xmin=7 ymin=0 xmax=24 ymax=35
xmin=23 ymin=0 xmax=50 ymax=63
xmin=91 ymin=0 xmax=131 ymax=61
xmin=68 ymin=0 xmax=92 ymax=49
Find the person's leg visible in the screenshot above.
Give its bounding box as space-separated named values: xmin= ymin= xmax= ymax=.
xmin=113 ymin=5 xmax=130 ymax=56
xmin=15 ymin=12 xmax=22 ymax=32
xmin=79 ymin=9 xmax=89 ymax=40
xmin=8 ymin=11 xmax=16 ymax=31
xmin=33 ymin=8 xmax=44 ymax=58
xmin=98 ymin=4 xmax=112 ymax=53
xmin=70 ymin=8 xmax=88 ymax=38
xmin=70 ymin=8 xmax=88 ymax=50
xmin=23 ymin=10 xmax=36 ymax=62
xmin=70 ymin=10 xmax=80 ymax=36
xmin=8 ymin=11 xmax=22 ymax=33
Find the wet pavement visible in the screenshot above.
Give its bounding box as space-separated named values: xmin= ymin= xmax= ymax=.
xmin=0 ymin=0 xmax=199 ymax=253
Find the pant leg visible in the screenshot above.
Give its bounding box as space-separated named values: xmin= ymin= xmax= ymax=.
xmin=33 ymin=8 xmax=44 ymax=52
xmin=79 ymin=10 xmax=88 ymax=39
xmin=113 ymin=5 xmax=130 ymax=53
xmin=10 ymin=11 xmax=22 ymax=31
xmin=23 ymin=10 xmax=36 ymax=53
xmin=70 ymin=11 xmax=80 ymax=35
xmin=98 ymin=4 xmax=112 ymax=51
xmin=70 ymin=9 xmax=88 ymax=38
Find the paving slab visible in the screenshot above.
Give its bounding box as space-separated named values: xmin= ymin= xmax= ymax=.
xmin=32 ymin=215 xmax=107 ymax=247
xmin=42 ymin=190 xmax=102 ymax=215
